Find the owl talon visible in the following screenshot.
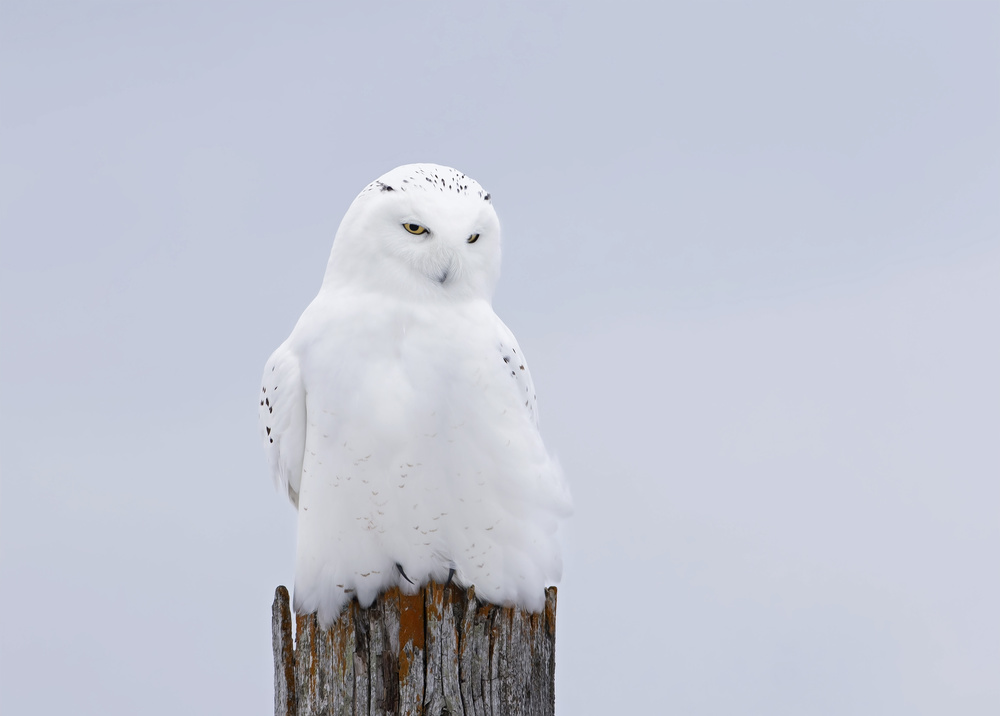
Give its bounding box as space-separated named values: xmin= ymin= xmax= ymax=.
xmin=396 ymin=562 xmax=415 ymax=585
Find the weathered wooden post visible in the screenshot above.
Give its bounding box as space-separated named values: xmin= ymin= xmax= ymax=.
xmin=272 ymin=582 xmax=558 ymax=716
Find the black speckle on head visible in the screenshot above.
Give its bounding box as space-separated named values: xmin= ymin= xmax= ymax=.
xmin=266 ymin=427 xmax=271 ymax=435
xmin=262 ymin=387 xmax=266 ymax=393
xmin=503 ymin=356 xmax=510 ymax=363
xmin=260 ymin=400 xmax=264 ymax=406
xmin=367 ymin=165 xmax=489 ymax=205
xmin=269 ymin=438 xmax=273 ymax=443
xmin=519 ymin=365 xmax=525 ymax=370
xmin=269 ymin=407 xmax=273 ymax=414
xmin=265 ymin=398 xmax=269 ymax=406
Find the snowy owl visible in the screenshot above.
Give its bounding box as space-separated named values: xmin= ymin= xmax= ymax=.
xmin=259 ymin=164 xmax=570 ymax=625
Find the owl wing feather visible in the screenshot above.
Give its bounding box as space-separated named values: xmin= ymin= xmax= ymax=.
xmin=259 ymin=341 xmax=307 ymax=506
xmin=493 ymin=315 xmax=540 ymax=427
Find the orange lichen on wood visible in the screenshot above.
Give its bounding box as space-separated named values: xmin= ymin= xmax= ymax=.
xmin=399 ymin=592 xmax=425 ymax=649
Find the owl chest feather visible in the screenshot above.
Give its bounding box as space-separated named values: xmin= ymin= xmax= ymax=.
xmin=294 ymin=293 xmax=512 ymax=449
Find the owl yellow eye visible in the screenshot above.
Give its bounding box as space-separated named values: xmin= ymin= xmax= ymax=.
xmin=403 ymin=223 xmax=428 ymax=235
xmin=467 ymin=233 xmax=480 ymax=244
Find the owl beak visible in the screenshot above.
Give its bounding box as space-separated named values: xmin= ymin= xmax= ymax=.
xmin=437 ymin=255 xmax=455 ymax=285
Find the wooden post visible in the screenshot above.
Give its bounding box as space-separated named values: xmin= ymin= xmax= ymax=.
xmin=271 ymin=583 xmax=558 ymax=716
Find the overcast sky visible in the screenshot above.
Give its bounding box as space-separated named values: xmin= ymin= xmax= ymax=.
xmin=1 ymin=2 xmax=998 ymax=714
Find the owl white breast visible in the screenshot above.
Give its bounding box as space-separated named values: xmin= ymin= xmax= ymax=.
xmin=259 ymin=164 xmax=570 ymax=626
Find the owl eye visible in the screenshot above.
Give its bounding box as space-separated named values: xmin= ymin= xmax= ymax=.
xmin=403 ymin=223 xmax=428 ymax=235
xmin=467 ymin=233 xmax=480 ymax=244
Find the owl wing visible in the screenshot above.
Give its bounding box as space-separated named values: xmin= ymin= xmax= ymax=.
xmin=259 ymin=341 xmax=306 ymax=507
xmin=493 ymin=315 xmax=540 ymax=427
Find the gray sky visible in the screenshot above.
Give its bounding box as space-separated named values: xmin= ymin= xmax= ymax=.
xmin=1 ymin=2 xmax=998 ymax=714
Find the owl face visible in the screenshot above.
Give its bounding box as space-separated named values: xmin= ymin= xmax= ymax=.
xmin=324 ymin=164 xmax=502 ymax=302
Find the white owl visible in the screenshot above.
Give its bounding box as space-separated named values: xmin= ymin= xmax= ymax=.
xmin=259 ymin=164 xmax=571 ymax=625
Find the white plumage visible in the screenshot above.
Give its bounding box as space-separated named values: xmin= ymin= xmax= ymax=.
xmin=259 ymin=164 xmax=570 ymax=625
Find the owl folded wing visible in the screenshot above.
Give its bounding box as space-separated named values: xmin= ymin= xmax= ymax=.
xmin=259 ymin=341 xmax=307 ymax=507
xmin=493 ymin=315 xmax=540 ymax=428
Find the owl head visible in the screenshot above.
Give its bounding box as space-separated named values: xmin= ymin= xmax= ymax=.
xmin=322 ymin=164 xmax=502 ymax=302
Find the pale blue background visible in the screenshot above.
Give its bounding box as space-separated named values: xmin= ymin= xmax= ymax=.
xmin=1 ymin=2 xmax=998 ymax=714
